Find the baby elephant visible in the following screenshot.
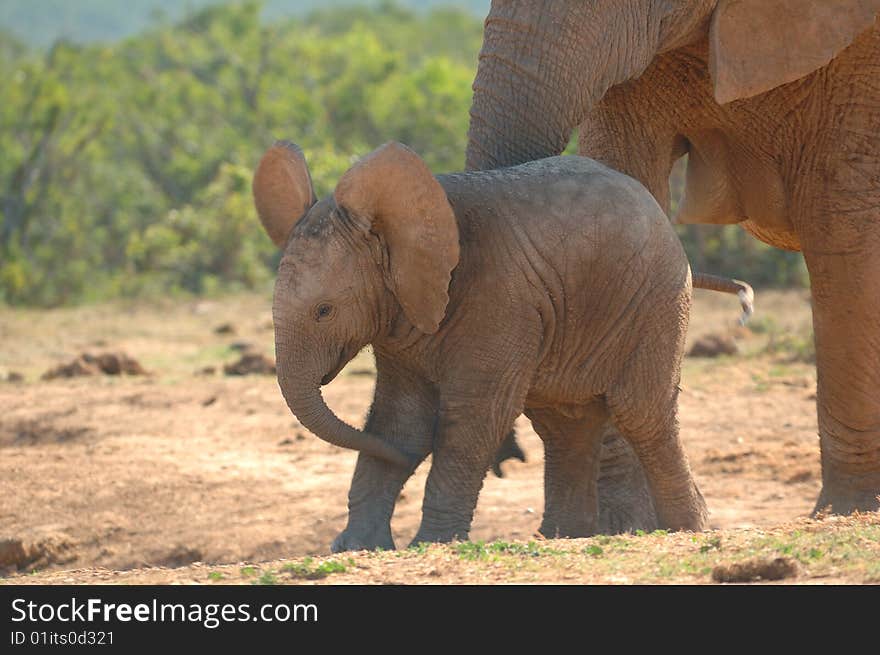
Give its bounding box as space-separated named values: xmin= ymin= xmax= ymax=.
xmin=254 ymin=140 xmax=709 ymax=550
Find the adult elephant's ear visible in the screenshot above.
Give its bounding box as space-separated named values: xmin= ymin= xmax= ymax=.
xmin=253 ymin=141 xmax=317 ymax=247
xmin=334 ymin=142 xmax=460 ymax=335
xmin=710 ymin=0 xmax=880 ymax=104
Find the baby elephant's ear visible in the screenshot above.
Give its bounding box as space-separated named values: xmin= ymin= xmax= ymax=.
xmin=334 ymin=142 xmax=460 ymax=334
xmin=253 ymin=141 xmax=317 ymax=247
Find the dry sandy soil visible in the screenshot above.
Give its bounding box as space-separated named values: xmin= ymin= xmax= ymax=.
xmin=3 ymin=288 xmax=873 ymax=584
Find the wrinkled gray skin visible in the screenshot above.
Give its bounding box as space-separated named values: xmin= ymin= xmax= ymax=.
xmin=468 ymin=0 xmax=880 ymax=525
xmin=261 ymin=143 xmax=707 ymax=550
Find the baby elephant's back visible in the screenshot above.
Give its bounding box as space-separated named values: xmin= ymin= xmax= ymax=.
xmin=448 ymin=156 xmax=689 ymax=296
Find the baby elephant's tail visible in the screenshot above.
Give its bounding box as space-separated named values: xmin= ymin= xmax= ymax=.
xmin=692 ymin=272 xmax=755 ymax=325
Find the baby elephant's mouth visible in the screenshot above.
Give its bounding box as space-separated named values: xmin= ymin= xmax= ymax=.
xmin=321 ymin=344 xmax=360 ymax=386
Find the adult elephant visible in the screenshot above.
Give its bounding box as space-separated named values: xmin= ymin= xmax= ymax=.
xmin=468 ymin=0 xmax=880 ymax=524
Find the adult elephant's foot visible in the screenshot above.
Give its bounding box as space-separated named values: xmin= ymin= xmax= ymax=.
xmin=813 ymin=483 xmax=880 ymax=516
xmin=331 ymin=523 xmax=395 ymax=553
xmin=812 ymin=411 xmax=880 ymax=515
xmin=596 ymin=426 xmax=659 ymax=534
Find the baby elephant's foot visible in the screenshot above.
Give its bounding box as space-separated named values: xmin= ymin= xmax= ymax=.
xmin=331 ymin=524 xmax=395 ymax=553
xmin=537 ymin=516 xmax=596 ymax=539
xmin=409 ymin=506 xmax=474 ymax=547
xmin=408 ymin=525 xmax=470 ymax=548
xmin=655 ymin=483 xmax=710 ymax=532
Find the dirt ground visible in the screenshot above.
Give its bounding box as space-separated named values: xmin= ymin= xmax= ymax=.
xmin=0 ymin=288 xmax=835 ymax=583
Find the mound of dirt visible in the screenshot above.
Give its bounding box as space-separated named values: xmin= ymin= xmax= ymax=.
xmin=223 ymin=353 xmax=276 ymax=376
xmin=151 ymin=545 xmax=204 ymax=568
xmin=40 ymin=352 xmax=147 ymax=380
xmin=0 ymin=533 xmax=77 ymax=573
xmin=3 ymin=418 xmax=92 ymax=447
xmin=41 ymin=352 xmax=148 ymax=380
xmin=85 ymin=352 xmax=147 ymax=375
xmin=41 ymin=358 xmax=99 ymax=379
xmin=1 ymin=370 xmax=24 ymax=383
xmin=711 ymin=557 xmax=800 ymax=583
xmin=688 ymin=334 xmax=739 ymax=358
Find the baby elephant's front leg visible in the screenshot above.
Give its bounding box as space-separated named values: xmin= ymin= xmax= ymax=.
xmin=332 ymin=453 xmax=420 ymax=553
xmin=331 ymin=363 xmax=435 ymax=553
xmin=410 ymin=398 xmax=522 ymax=546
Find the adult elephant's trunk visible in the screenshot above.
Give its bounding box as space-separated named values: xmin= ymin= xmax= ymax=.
xmin=465 ymin=1 xmax=665 ymax=172
xmin=275 ymin=339 xmax=416 ymax=470
xmin=466 ymin=3 xmax=589 ymax=170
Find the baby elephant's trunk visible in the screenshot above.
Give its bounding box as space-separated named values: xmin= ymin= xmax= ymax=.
xmin=692 ymin=272 xmax=755 ymax=325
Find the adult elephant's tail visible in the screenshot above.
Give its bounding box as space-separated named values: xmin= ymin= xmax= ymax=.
xmin=692 ymin=272 xmax=755 ymax=325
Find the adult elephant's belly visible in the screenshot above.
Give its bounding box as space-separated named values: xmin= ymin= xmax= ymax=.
xmin=671 ymin=130 xmax=802 ymax=251
xmin=728 ymin=144 xmax=802 ymax=252
xmin=739 ymin=219 xmax=802 ymax=252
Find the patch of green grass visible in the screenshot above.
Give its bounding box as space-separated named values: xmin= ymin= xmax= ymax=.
xmin=748 ymin=524 xmax=880 ymax=569
xmin=455 ymin=540 xmax=562 ymax=561
xmin=254 ymin=571 xmax=279 ymax=585
xmin=584 ymin=545 xmax=604 ymax=557
xmin=408 ymin=542 xmax=431 ymax=555
xmin=282 ymin=557 xmax=352 ymax=580
xmin=207 ymin=571 xmax=224 ymax=581
xmin=591 ymin=534 xmax=631 ymax=552
xmin=600 ymin=522 xmax=880 ymax=582
xmin=239 ymin=565 xmax=258 ymax=577
xmin=628 ymin=529 xmax=669 ymax=537
xmin=455 ymin=541 xmax=494 ymax=560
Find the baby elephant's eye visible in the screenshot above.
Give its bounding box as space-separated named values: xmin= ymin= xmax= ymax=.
xmin=314 ymin=303 xmax=335 ymax=322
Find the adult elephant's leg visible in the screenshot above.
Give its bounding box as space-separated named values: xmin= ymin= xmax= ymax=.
xmin=801 ymin=218 xmax=880 ymax=515
xmin=527 ymin=403 xmax=607 ymax=538
xmin=596 ymin=425 xmax=659 ymax=533
xmin=331 ymin=357 xmax=436 ymax=553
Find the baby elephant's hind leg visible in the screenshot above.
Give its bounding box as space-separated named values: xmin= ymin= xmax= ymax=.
xmin=527 ymin=403 xmax=608 ymax=538
xmin=609 ymin=389 xmax=708 ymax=532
